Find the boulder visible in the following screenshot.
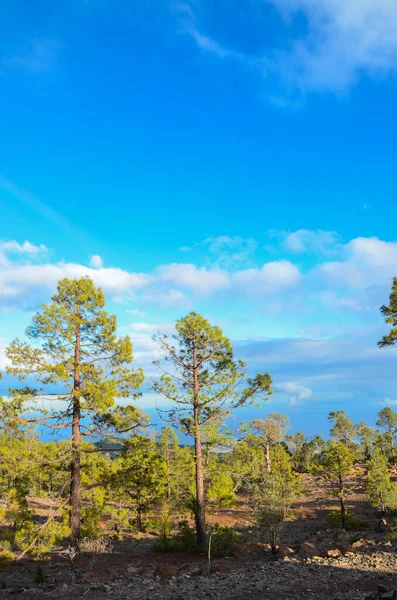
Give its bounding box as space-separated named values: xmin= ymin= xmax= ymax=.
xmin=278 ymin=545 xmax=293 ymax=558
xmin=327 ymin=548 xmax=341 ymax=558
xmin=154 ymin=563 xmax=178 ymax=579
xmin=298 ymin=542 xmax=318 ymax=558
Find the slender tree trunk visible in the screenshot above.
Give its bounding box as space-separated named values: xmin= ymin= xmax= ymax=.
xmin=137 ymin=506 xmax=143 ymax=532
xmin=338 ymin=472 xmax=346 ymax=529
xmin=266 ymin=441 xmax=271 ymax=473
xmin=70 ymin=324 xmax=81 ymax=550
xmin=193 ymin=338 xmax=206 ymax=547
xmin=166 ymin=447 xmax=171 ymax=501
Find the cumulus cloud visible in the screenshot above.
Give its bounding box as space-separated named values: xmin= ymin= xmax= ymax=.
xmin=232 ymin=260 xmax=301 ymax=294
xmin=281 ymin=229 xmax=341 ymax=256
xmin=156 ymin=263 xmax=230 ymax=295
xmin=90 ymin=255 xmax=103 ymax=269
xmin=0 ymin=240 xmax=48 ymax=266
xmin=144 ymin=289 xmax=192 ymax=310
xmin=0 ymin=256 xmax=150 ymax=309
xmin=269 ymin=0 xmax=397 ymax=93
xmin=317 ymin=237 xmax=397 ymax=289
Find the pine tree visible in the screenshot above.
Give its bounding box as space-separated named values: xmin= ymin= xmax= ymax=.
xmin=153 ymin=311 xmax=272 ymax=546
xmin=322 ymin=441 xmax=354 ymax=529
xmin=112 ymin=436 xmax=166 ymax=531
xmin=367 ymin=447 xmax=397 ymax=514
xmin=376 ymin=407 xmax=397 ymax=463
xmin=250 ymin=413 xmax=289 ymax=473
xmin=156 ymin=426 xmax=179 ymax=502
xmin=328 ymin=410 xmax=356 ymax=446
xmin=252 ymin=445 xmax=301 ymax=553
xmin=2 ymin=277 xmax=144 ymax=549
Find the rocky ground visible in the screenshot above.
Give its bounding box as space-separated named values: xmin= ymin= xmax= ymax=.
xmin=1 ymin=470 xmax=397 ymax=599
xmin=2 ymin=540 xmax=397 ymax=600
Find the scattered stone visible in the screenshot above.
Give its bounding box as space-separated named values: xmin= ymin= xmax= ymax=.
xmin=298 ymin=542 xmax=318 ymax=557
xmin=327 ymin=549 xmax=341 ymax=558
xmin=154 ymin=563 xmax=178 ymax=579
xmin=232 ymin=544 xmax=249 ymax=559
xmin=338 ymin=543 xmax=354 ymax=555
xmin=278 ymin=545 xmax=292 ymax=558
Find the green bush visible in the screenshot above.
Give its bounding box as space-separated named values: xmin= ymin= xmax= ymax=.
xmin=208 ymin=524 xmax=240 ymax=557
xmin=0 ymin=550 xmax=15 ymax=565
xmin=152 ymin=520 xmax=199 ymax=553
xmin=327 ymin=510 xmax=369 ymax=531
xmin=152 ymin=521 xmax=240 ymax=556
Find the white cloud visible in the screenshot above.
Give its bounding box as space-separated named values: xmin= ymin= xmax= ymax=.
xmin=180 ymin=235 xmax=257 ymax=267
xmin=0 ymin=240 xmax=48 ymax=266
xmin=0 ymin=260 xmax=150 ymax=308
xmin=276 ymin=381 xmax=313 ymax=405
xmin=90 ymin=255 xmax=103 ymax=269
xmin=281 ymin=229 xmax=341 ymax=256
xmin=269 ymin=0 xmax=397 ymax=93
xmin=0 ymin=240 xmax=47 ymax=254
xmin=183 ymin=20 xmax=242 ymax=60
xmin=144 ymin=289 xmax=192 ymax=309
xmin=129 ymin=322 xmax=175 ymax=335
xmin=317 ymin=237 xmax=397 ymax=289
xmin=156 ymin=263 xmax=229 ymax=295
xmin=232 ymin=260 xmax=301 ymax=294
xmin=0 ymin=338 xmax=9 ymax=371
xmin=183 ymin=1 xmax=397 ymax=96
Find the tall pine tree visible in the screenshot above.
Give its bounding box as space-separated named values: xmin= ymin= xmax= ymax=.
xmin=153 ymin=312 xmax=272 ymax=546
xmin=2 ymin=277 xmax=144 ymax=549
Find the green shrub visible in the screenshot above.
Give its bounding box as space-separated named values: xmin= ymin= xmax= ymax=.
xmin=153 ymin=520 xmax=199 ymax=553
xmin=0 ymin=550 xmax=15 ymax=565
xmin=208 ymin=524 xmax=240 ymax=557
xmin=152 ymin=521 xmax=240 ymax=556
xmin=327 ymin=510 xmax=369 ymax=531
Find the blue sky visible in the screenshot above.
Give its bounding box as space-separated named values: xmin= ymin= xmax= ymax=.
xmin=1 ymin=0 xmax=397 ymax=437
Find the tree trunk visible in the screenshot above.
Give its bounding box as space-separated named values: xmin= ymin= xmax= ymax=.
xmin=137 ymin=506 xmax=143 ymax=532
xmin=266 ymin=441 xmax=271 ymax=473
xmin=70 ymin=324 xmax=81 ymax=550
xmin=194 ymin=425 xmax=206 ymax=546
xmin=166 ymin=447 xmax=171 ymax=501
xmin=338 ymin=473 xmax=346 ymax=529
xmin=193 ymin=338 xmax=206 ymax=547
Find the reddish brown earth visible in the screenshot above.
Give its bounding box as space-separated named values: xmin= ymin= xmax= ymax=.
xmin=1 ymin=469 xmax=397 ymax=600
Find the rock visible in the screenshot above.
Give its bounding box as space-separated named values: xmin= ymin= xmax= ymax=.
xmin=154 ymin=563 xmax=178 ymax=579
xmin=298 ymin=542 xmax=318 ymax=557
xmin=85 ymin=568 xmax=113 ymax=582
xmin=213 ymin=561 xmax=232 ymax=574
xmin=127 ymin=567 xmax=145 ymax=575
xmin=278 ymin=545 xmax=292 ymax=558
xmin=381 ymin=591 xmax=396 ymax=600
xmin=338 ymin=543 xmax=354 ymax=555
xmin=232 ymin=544 xmax=249 ymax=559
xmin=378 ymin=585 xmax=389 ymax=593
xmin=327 ymin=549 xmax=341 ymax=558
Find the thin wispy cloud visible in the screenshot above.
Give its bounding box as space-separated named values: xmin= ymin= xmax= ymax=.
xmin=180 ymin=0 xmax=397 ymax=98
xmin=0 ymin=174 xmax=93 ymax=246
xmin=3 ymin=38 xmax=61 ymax=73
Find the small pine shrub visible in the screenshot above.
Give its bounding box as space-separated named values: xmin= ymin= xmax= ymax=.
xmin=152 ymin=520 xmax=199 ymax=553
xmin=208 ymin=524 xmax=241 ymax=557
xmin=327 ymin=510 xmax=369 ymax=531
xmin=0 ymin=550 xmax=15 ymax=565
